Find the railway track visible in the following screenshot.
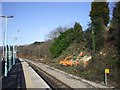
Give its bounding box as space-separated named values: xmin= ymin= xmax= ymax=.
xmin=26 ymin=60 xmax=74 ymax=90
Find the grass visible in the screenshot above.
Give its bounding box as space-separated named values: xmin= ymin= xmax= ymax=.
xmin=21 ymin=39 xmax=118 ymax=87
xmin=40 ymin=44 xmax=118 ymax=87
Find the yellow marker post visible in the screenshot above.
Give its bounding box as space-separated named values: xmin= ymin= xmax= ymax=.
xmin=105 ymin=69 xmax=109 ymax=74
xmin=105 ymin=69 xmax=110 ymax=85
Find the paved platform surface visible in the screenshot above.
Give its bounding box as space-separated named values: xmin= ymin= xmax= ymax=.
xmin=2 ymin=59 xmax=26 ymax=89
xmin=19 ymin=58 xmax=50 ymax=89
xmin=2 ymin=58 xmax=50 ymax=89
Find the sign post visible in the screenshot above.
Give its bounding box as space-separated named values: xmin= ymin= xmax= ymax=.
xmin=105 ymin=69 xmax=109 ymax=85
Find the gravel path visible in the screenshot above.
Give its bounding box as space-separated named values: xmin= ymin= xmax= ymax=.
xmin=24 ymin=58 xmax=114 ymax=89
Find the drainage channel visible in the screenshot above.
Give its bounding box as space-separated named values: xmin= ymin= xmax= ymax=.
xmin=26 ymin=61 xmax=74 ymax=90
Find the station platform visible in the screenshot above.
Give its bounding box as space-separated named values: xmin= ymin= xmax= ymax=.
xmin=2 ymin=58 xmax=50 ymax=89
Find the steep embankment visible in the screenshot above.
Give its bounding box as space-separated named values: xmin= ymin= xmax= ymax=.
xmin=18 ymin=39 xmax=117 ymax=87
xmin=18 ymin=29 xmax=118 ymax=88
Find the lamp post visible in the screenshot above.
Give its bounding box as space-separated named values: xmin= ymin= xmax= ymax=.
xmin=8 ymin=45 xmax=11 ymax=71
xmin=0 ymin=15 xmax=13 ymax=77
xmin=16 ymin=30 xmax=20 ymax=58
xmin=13 ymin=30 xmax=20 ymax=65
xmin=13 ymin=37 xmax=17 ymax=65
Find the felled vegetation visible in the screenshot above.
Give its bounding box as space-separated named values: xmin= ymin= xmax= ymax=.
xmin=18 ymin=1 xmax=120 ymax=88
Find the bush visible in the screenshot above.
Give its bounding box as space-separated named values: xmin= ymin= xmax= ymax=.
xmin=49 ymin=28 xmax=75 ymax=58
xmin=49 ymin=22 xmax=84 ymax=59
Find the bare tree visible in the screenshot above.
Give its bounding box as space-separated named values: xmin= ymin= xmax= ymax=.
xmin=47 ymin=26 xmax=68 ymax=40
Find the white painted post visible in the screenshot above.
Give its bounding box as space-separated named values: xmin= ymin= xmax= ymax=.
xmin=105 ymin=73 xmax=107 ymax=85
xmin=13 ymin=45 xmax=15 ymax=65
xmin=5 ymin=17 xmax=8 ymax=77
xmin=105 ymin=69 xmax=109 ymax=85
xmin=8 ymin=45 xmax=11 ymax=71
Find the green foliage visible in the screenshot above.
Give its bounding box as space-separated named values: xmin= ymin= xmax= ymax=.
xmin=92 ymin=19 xmax=105 ymax=52
xmin=111 ymin=2 xmax=120 ymax=88
xmin=111 ymin=2 xmax=120 ymax=30
xmin=109 ymin=2 xmax=120 ymax=45
xmin=32 ymin=41 xmax=44 ymax=45
xmin=85 ymin=19 xmax=105 ymax=52
xmin=90 ymin=1 xmax=110 ymax=26
xmin=49 ymin=22 xmax=83 ymax=58
xmin=74 ymin=22 xmax=83 ymax=43
xmin=49 ymin=28 xmax=75 ymax=58
xmin=109 ymin=2 xmax=120 ymax=43
xmin=90 ymin=1 xmax=108 ymax=52
xmin=84 ymin=23 xmax=93 ymax=50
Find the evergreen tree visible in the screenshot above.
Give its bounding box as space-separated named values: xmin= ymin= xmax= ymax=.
xmin=111 ymin=2 xmax=120 ymax=30
xmin=109 ymin=2 xmax=120 ymax=45
xmin=111 ymin=1 xmax=120 ymax=88
xmin=89 ymin=1 xmax=108 ymax=52
xmin=92 ymin=19 xmax=105 ymax=52
xmin=85 ymin=23 xmax=93 ymax=50
xmin=49 ymin=28 xmax=75 ymax=58
xmin=74 ymin=22 xmax=83 ymax=43
xmin=90 ymin=0 xmax=110 ymax=26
